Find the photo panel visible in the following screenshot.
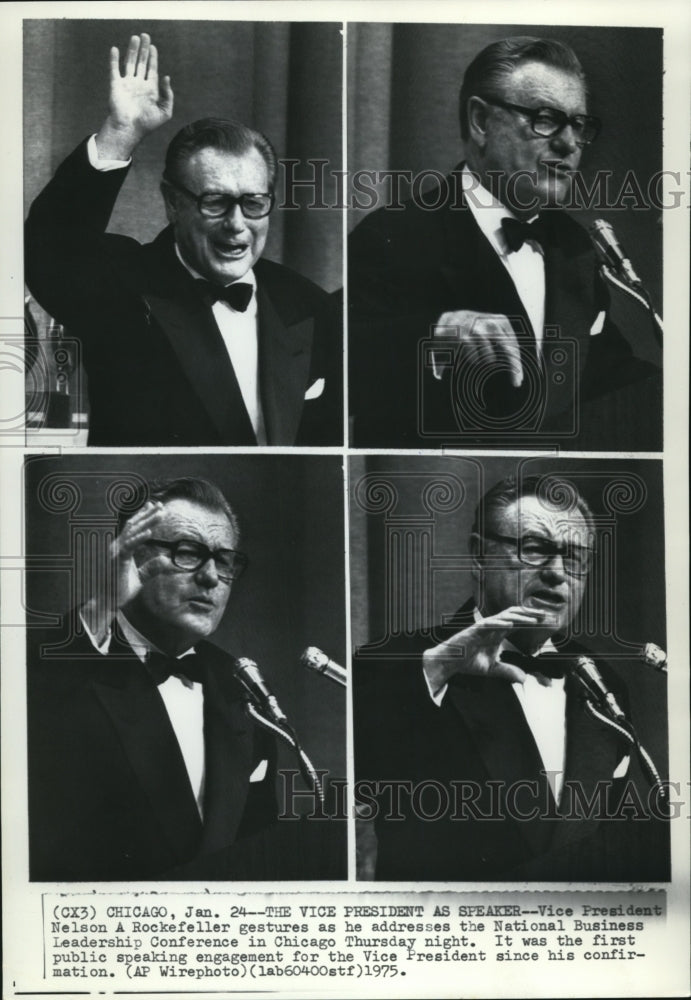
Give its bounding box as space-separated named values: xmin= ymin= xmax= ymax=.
xmin=24 ymin=452 xmax=347 ymax=881
xmin=347 ymin=24 xmax=663 ymax=450
xmin=350 ymin=455 xmax=669 ymax=882
xmin=23 ymin=18 xmax=343 ymax=446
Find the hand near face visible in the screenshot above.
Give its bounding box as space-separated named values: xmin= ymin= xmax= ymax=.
xmin=435 ymin=310 xmax=524 ymax=388
xmin=422 ymin=604 xmax=553 ymax=693
xmin=96 ymin=33 xmax=174 ymax=160
xmin=80 ymin=501 xmax=164 ymax=641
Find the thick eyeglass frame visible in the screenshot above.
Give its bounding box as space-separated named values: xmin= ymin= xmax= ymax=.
xmin=480 ymin=530 xmax=595 ymax=577
xmin=163 ymin=176 xmax=275 ymax=219
xmin=145 ymin=539 xmax=248 ymax=582
xmin=482 ymin=97 xmax=602 ymax=147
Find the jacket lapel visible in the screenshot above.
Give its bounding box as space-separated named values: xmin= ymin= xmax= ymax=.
xmin=90 ymin=659 xmax=202 ymax=862
xmin=551 ymin=672 xmax=630 ymax=851
xmin=197 ymin=662 xmax=255 ymax=855
xmin=444 ymin=676 xmax=556 ymax=857
xmin=139 ymin=230 xmax=256 ymax=443
xmin=257 ymin=285 xmax=313 ymax=445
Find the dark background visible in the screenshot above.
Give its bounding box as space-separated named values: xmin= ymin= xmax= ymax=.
xmin=348 ymin=23 xmax=663 ymax=363
xmin=25 ymin=454 xmax=346 ymax=788
xmin=24 ymin=19 xmax=343 ymax=292
xmin=350 ymin=455 xmax=667 ymax=775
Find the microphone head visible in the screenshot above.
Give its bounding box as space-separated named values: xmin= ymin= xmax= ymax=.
xmin=640 ymin=642 xmax=667 ymax=672
xmin=301 ymin=646 xmax=329 ymax=672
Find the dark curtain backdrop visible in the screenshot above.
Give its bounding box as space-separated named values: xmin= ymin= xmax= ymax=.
xmin=24 ymin=19 xmax=343 ymax=292
xmin=25 ymin=454 xmax=346 ymax=786
xmin=348 ymin=23 xmax=663 ymax=360
xmin=350 ymin=455 xmax=667 ymax=772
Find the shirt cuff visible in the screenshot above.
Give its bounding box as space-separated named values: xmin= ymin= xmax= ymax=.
xmin=87 ymin=133 xmax=132 ymax=171
xmin=78 ymin=606 xmax=113 ymax=653
xmin=422 ymin=662 xmax=448 ymax=707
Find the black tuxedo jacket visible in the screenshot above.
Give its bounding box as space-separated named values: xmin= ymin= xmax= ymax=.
xmin=25 ymin=140 xmax=342 ymax=446
xmin=27 ymin=623 xmax=277 ymax=881
xmin=354 ymin=602 xmax=668 ymax=882
xmin=348 ymin=166 xmax=660 ymax=448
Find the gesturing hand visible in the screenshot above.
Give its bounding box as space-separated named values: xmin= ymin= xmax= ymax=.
xmin=422 ymin=605 xmax=552 ymax=692
xmin=95 ymin=33 xmax=174 ymax=160
xmin=435 ymin=309 xmax=524 ymax=388
xmin=81 ymin=501 xmax=164 ymax=641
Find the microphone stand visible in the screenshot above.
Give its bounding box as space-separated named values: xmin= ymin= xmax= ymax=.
xmin=573 ymin=675 xmax=668 ymax=804
xmin=599 ymin=263 xmax=663 ymax=347
xmin=243 ymin=699 xmax=325 ymax=806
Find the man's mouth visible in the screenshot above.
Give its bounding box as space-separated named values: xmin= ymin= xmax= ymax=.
xmin=187 ymin=595 xmax=216 ymax=610
xmin=213 ymin=241 xmax=249 ymax=260
xmin=542 ymin=160 xmax=573 ymax=179
xmin=527 ymin=589 xmax=567 ymax=609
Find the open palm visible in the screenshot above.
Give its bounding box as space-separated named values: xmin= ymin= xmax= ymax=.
xmin=108 ymin=33 xmax=173 ymax=137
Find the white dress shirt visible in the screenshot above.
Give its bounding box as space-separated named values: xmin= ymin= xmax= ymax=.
xmin=86 ymin=134 xmax=267 ymax=444
xmin=461 ymin=166 xmax=546 ymax=350
xmin=80 ymin=608 xmax=206 ymax=817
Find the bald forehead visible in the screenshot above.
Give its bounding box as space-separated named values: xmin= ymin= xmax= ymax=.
xmin=156 ymin=498 xmax=236 ymax=548
xmin=496 ymin=495 xmax=590 ymax=543
xmin=504 ymin=62 xmax=587 ymax=115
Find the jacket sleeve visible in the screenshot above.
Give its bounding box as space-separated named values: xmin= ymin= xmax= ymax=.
xmin=25 ymin=137 xmax=135 ymax=322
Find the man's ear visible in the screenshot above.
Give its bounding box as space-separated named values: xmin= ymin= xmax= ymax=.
xmin=160 ymin=180 xmax=178 ymax=224
xmin=467 ymin=96 xmax=491 ymax=149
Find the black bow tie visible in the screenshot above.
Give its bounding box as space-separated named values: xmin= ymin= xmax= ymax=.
xmin=500 ymin=649 xmax=568 ymax=679
xmin=195 ymin=280 xmax=253 ymax=312
xmin=501 ymin=217 xmax=548 ymax=253
xmin=147 ymin=651 xmax=205 ymax=686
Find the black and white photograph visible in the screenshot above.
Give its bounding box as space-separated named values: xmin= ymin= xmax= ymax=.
xmin=24 ymin=453 xmax=346 ymax=881
xmin=1 ymin=2 xmax=689 ymax=998
xmin=348 ymin=25 xmax=663 ymax=449
xmin=23 ymin=19 xmax=343 ymax=446
xmin=352 ymin=456 xmax=669 ymax=882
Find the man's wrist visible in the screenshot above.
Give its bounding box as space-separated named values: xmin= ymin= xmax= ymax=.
xmin=94 ymin=119 xmax=142 ymax=162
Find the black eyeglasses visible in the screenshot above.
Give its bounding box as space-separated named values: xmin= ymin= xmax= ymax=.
xmin=481 ymin=531 xmax=594 ymax=577
xmin=146 ymin=539 xmax=248 ymax=582
xmin=163 ymin=176 xmax=275 ymax=219
xmin=483 ymin=97 xmax=601 ymax=147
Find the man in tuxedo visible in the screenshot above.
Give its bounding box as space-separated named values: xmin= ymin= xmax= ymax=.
xmin=348 ymin=36 xmax=660 ymax=448
xmin=354 ymin=474 xmax=668 ymax=881
xmin=28 ymin=477 xmax=277 ymax=881
xmin=25 ymin=33 xmax=340 ymax=446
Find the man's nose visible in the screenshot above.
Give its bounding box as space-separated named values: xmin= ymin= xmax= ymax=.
xmin=195 ymin=556 xmax=221 ymax=586
xmin=550 ymin=124 xmax=579 ymax=156
xmin=221 ymin=203 xmax=248 ymax=231
xmin=539 ymin=552 xmax=568 ymax=581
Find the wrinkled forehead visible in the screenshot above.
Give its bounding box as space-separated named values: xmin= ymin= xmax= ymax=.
xmin=498 ymin=496 xmax=592 ymax=544
xmin=156 ymin=498 xmax=236 ymax=548
xmin=503 ymin=61 xmax=587 ymax=114
xmin=178 ymin=146 xmax=270 ymax=194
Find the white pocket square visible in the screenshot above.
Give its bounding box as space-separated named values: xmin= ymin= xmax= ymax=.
xmin=249 ymin=759 xmax=268 ymax=782
xmin=590 ymin=310 xmax=606 ymax=336
xmin=613 ymin=754 xmax=630 ymax=779
xmin=304 ymin=378 xmax=325 ymax=400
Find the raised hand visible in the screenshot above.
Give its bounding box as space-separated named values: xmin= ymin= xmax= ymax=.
xmin=422 ymin=605 xmax=552 ymax=694
xmin=95 ymin=33 xmax=174 ymax=160
xmin=81 ymin=501 xmax=164 ymax=641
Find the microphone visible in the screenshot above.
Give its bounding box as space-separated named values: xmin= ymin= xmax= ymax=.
xmin=233 ymin=657 xmax=288 ymax=725
xmin=640 ymin=642 xmax=668 ymax=673
xmin=572 ymin=655 xmax=627 ymax=721
xmin=301 ymin=646 xmax=347 ymax=687
xmin=589 ymin=219 xmax=643 ymax=289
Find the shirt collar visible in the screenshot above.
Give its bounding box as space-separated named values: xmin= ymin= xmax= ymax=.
xmin=461 ymin=165 xmax=540 ymax=257
xmin=115 ymin=610 xmax=195 ymax=664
